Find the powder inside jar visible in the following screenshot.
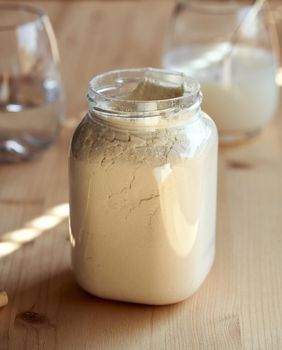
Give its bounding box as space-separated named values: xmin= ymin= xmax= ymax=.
xmin=70 ymin=71 xmax=217 ymax=305
xmin=121 ymin=79 xmax=184 ymax=101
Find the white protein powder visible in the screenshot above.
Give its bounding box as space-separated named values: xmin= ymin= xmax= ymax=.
xmin=70 ymin=80 xmax=217 ymax=305
xmin=70 ymin=114 xmax=217 ymax=305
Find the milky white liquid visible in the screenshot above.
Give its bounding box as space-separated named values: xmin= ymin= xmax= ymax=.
xmin=69 ymin=113 xmax=217 ymax=305
xmin=164 ymin=45 xmax=279 ymax=133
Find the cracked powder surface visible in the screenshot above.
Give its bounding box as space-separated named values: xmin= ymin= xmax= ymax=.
xmin=69 ymin=80 xmax=217 ymax=304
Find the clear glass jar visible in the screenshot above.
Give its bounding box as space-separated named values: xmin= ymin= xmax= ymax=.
xmin=69 ymin=68 xmax=218 ymax=305
xmin=163 ymin=0 xmax=279 ymax=144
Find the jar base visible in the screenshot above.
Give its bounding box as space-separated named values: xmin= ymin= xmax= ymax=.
xmin=219 ymin=128 xmax=261 ymax=145
xmin=72 ymin=245 xmax=215 ymax=306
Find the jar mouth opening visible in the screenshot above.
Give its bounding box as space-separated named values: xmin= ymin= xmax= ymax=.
xmin=87 ymin=68 xmax=201 ymax=117
xmin=0 ymin=3 xmax=46 ymax=31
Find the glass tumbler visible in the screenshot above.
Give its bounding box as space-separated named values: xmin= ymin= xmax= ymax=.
xmin=0 ymin=3 xmax=64 ymax=162
xmin=163 ymin=0 xmax=279 ymax=144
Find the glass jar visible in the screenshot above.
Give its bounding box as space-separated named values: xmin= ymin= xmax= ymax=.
xmin=69 ymin=68 xmax=218 ymax=305
xmin=163 ymin=0 xmax=279 ymax=144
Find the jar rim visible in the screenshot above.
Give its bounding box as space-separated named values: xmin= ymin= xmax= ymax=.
xmin=87 ymin=68 xmax=202 ymax=117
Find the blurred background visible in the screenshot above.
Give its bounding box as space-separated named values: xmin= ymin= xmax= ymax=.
xmin=16 ymin=0 xmax=282 ymax=125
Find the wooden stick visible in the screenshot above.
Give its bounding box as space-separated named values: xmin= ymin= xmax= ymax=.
xmin=0 ymin=290 xmax=8 ymax=308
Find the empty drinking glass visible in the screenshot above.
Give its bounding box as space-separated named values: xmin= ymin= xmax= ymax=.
xmin=0 ymin=3 xmax=64 ymax=162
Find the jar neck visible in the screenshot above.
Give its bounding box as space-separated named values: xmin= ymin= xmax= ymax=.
xmin=87 ymin=68 xmax=202 ymax=130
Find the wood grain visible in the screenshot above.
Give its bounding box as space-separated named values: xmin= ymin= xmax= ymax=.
xmin=1 ymin=1 xmax=282 ymax=349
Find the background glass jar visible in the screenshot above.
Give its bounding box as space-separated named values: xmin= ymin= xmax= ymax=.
xmin=0 ymin=4 xmax=64 ymax=162
xmin=163 ymin=0 xmax=279 ymax=144
xmin=69 ymin=68 xmax=218 ymax=305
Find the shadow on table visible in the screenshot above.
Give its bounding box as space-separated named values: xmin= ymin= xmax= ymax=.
xmin=12 ymin=269 xmax=176 ymax=349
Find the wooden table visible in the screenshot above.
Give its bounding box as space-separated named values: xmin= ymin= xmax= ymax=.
xmin=1 ymin=1 xmax=282 ymax=349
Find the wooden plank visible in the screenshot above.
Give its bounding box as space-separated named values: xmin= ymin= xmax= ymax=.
xmin=0 ymin=1 xmax=282 ymax=349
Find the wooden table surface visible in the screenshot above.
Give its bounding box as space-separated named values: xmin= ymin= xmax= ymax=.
xmin=1 ymin=1 xmax=282 ymax=349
